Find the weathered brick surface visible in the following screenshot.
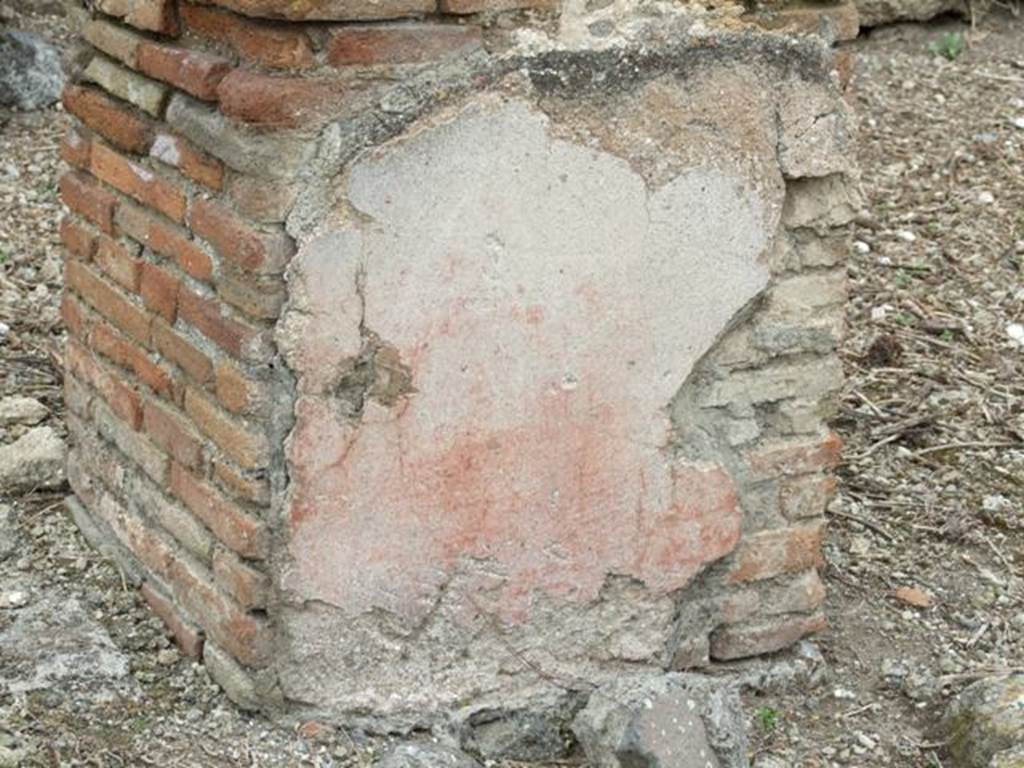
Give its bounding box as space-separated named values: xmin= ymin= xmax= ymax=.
xmin=141 ymin=581 xmax=205 ymax=657
xmin=150 ymin=132 xmax=225 ymax=191
xmin=91 ymin=321 xmax=175 ymax=400
xmin=61 ymin=127 xmax=92 ymax=169
xmin=143 ymin=398 xmax=204 ymax=469
xmin=93 ymin=235 xmax=142 ymax=291
xmin=83 ymin=56 xmax=169 ymax=117
xmin=177 ymin=288 xmax=265 ymax=360
xmin=140 ymin=261 xmax=181 ymax=322
xmin=66 ymin=260 xmax=152 ymax=345
xmin=170 ymin=462 xmax=269 ymax=559
xmin=326 ymin=23 xmax=481 ymax=66
xmin=137 ymin=43 xmax=233 ymax=101
xmin=60 ymin=216 xmax=98 ymax=261
xmin=116 ymin=202 xmax=214 ymax=282
xmin=727 ymin=521 xmax=826 ymax=585
xmin=184 ymin=387 xmax=269 ymax=470
xmin=90 ymin=143 xmax=188 ymax=224
xmin=192 ymin=0 xmax=434 ymax=21
xmin=180 ymin=2 xmax=315 ymax=70
xmin=83 ymin=19 xmax=145 ymax=68
xmin=190 ymin=197 xmax=293 ymax=274
xmin=215 ymin=70 xmax=350 ymax=128
xmin=152 ymin=319 xmax=215 ymax=385
xmin=63 ymin=84 xmax=153 ymax=154
xmin=67 ymin=339 xmax=143 ymax=429
xmin=95 ymin=0 xmax=180 ymax=35
xmin=212 ymin=547 xmax=269 ymax=609
xmin=61 ymin=172 xmax=117 ymax=234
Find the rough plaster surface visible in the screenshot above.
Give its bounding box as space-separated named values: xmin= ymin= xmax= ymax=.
xmin=275 ymin=92 xmax=784 ymax=719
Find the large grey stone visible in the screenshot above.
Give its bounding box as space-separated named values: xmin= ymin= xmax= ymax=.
xmin=573 ymin=674 xmax=748 ymax=768
xmin=0 ymin=396 xmax=48 ymax=426
xmin=376 ymin=743 xmax=481 ymax=768
xmin=0 ymin=593 xmax=132 ymax=700
xmin=0 ymin=426 xmax=66 ymax=492
xmin=0 ymin=504 xmax=14 ymax=560
xmin=944 ymin=674 xmax=1024 ymax=768
xmin=166 ymin=93 xmax=319 ymax=180
xmin=855 ymin=0 xmax=966 ymax=26
xmin=0 ymin=31 xmax=64 ymax=111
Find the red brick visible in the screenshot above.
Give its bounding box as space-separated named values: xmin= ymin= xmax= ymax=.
xmin=189 ymin=197 xmax=293 ymax=275
xmin=440 ymin=0 xmax=554 ymax=13
xmin=166 ymin=560 xmax=270 ymax=666
xmin=66 ymin=260 xmax=152 ymax=345
xmin=212 ymin=548 xmax=269 ymax=609
xmin=92 ymin=399 xmax=169 ymax=483
xmin=94 ymin=0 xmax=180 ymax=35
xmin=141 ymin=581 xmax=205 ymax=658
xmin=326 ymin=22 xmax=481 ymax=66
xmin=180 ymin=2 xmax=316 ymax=70
xmin=727 ymin=520 xmax=826 ymax=585
xmin=61 ymin=126 xmax=92 ymax=169
xmin=186 ymin=0 xmax=433 ymax=20
xmin=138 ymin=43 xmax=233 ymax=102
xmin=171 ymin=462 xmax=270 ymax=559
xmin=67 ymin=339 xmax=143 ymax=429
xmin=116 ymin=202 xmax=214 ymax=282
xmin=61 ymin=293 xmax=89 ymax=338
xmin=143 ymin=398 xmax=204 ymax=469
xmin=214 ymin=362 xmax=265 ymax=415
xmin=710 ymin=612 xmax=828 ymax=661
xmin=60 ymin=216 xmax=98 ymax=260
xmin=215 ymin=69 xmax=352 ymax=129
xmin=213 ymin=459 xmax=270 ymax=506
xmin=60 ymin=172 xmax=117 ymax=235
xmin=152 ymin=320 xmax=214 ymax=385
xmin=150 ymin=132 xmax=224 ymax=191
xmin=94 ymin=235 xmax=142 ymax=291
xmin=140 ymin=262 xmax=181 ymax=322
xmin=63 ymin=84 xmax=154 ymax=155
xmin=185 ymin=387 xmax=269 ymax=470
xmin=90 ymin=143 xmax=188 ymax=224
xmin=178 ymin=288 xmax=264 ymax=360
xmin=747 ymin=433 xmax=843 ymax=478
xmin=91 ymin=321 xmax=175 ymax=400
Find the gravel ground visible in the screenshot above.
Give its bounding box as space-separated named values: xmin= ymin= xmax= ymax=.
xmin=1 ymin=5 xmax=1023 ymax=767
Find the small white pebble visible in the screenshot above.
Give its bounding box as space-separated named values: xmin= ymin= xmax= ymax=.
xmin=853 ymin=240 xmax=871 ymax=254
xmin=896 ymin=230 xmax=916 ymax=242
xmin=977 ymin=191 xmax=995 ymax=205
xmin=1012 ymin=116 xmax=1024 ymax=130
xmin=1007 ymin=323 xmax=1024 ymax=345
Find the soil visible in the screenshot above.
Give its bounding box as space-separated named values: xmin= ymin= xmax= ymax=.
xmin=0 ymin=4 xmax=1022 ymax=767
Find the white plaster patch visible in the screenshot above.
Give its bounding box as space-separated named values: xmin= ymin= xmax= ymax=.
xmin=281 ymin=96 xmax=775 ymax=628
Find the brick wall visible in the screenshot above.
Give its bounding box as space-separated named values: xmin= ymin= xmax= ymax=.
xmin=61 ymin=0 xmax=859 ymax=748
